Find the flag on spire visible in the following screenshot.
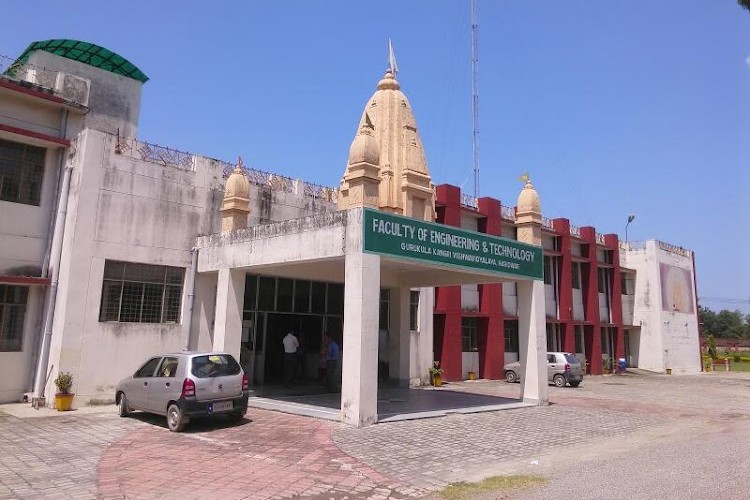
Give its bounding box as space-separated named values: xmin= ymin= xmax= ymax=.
xmin=388 ymin=38 xmax=399 ymax=76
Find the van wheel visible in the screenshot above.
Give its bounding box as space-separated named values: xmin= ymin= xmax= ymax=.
xmin=117 ymin=393 xmax=130 ymax=417
xmin=553 ymin=374 xmax=566 ymax=387
xmin=505 ymin=371 xmax=518 ymax=383
xmin=569 ymin=381 xmax=580 ymax=388
xmin=167 ymin=403 xmax=188 ymax=432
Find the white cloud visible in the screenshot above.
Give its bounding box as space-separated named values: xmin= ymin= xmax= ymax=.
xmin=746 ymin=55 xmax=750 ymax=67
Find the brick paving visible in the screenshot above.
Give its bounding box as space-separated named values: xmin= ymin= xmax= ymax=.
xmin=0 ymin=411 xmax=140 ymax=500
xmin=333 ymin=404 xmax=658 ymax=490
xmin=1 ymin=371 xmax=748 ymax=499
xmin=96 ymin=411 xmax=420 ymax=500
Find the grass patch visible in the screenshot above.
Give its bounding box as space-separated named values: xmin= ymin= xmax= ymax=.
xmin=439 ymin=475 xmax=547 ymax=500
xmin=730 ymin=360 xmax=750 ymax=372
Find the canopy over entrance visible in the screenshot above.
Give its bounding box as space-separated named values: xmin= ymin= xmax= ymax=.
xmin=194 ymin=207 xmax=549 ymax=426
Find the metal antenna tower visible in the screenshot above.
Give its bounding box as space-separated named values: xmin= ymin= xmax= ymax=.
xmin=471 ymin=0 xmax=480 ymax=199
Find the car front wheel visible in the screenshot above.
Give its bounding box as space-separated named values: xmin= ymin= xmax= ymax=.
xmin=553 ymin=374 xmax=566 ymax=387
xmin=167 ymin=403 xmax=188 ymax=432
xmin=505 ymin=370 xmax=518 ymax=383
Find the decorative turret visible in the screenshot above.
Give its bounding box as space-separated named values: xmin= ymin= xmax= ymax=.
xmin=338 ymin=42 xmax=435 ymax=221
xmin=221 ymin=157 xmax=250 ymax=231
xmin=338 ymin=114 xmax=381 ymax=209
xmin=515 ymin=174 xmax=542 ymax=246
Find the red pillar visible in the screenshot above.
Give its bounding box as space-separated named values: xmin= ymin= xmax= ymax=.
xmin=435 ymin=184 xmax=463 ymax=382
xmin=477 ymin=197 xmax=504 ymax=379
xmin=553 ymin=218 xmax=575 ymax=354
xmin=605 ymin=234 xmax=625 ymax=364
xmin=580 ymin=227 xmax=603 ymax=375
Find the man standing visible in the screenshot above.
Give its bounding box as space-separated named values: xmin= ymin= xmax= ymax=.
xmin=282 ymin=331 xmax=299 ymax=386
xmin=323 ymin=333 xmax=340 ymax=392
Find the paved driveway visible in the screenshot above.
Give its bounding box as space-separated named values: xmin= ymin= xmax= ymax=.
xmin=1 ymin=371 xmax=748 ymax=499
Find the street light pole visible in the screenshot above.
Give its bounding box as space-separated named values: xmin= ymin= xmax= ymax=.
xmin=625 ymin=214 xmax=636 ymax=244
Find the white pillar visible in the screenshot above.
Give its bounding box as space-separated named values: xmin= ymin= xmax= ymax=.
xmin=341 ymin=252 xmax=381 ymax=427
xmin=390 ymin=285 xmax=411 ymax=387
xmin=518 ymin=279 xmax=548 ymax=405
xmin=415 ymin=287 xmax=435 ymax=386
xmin=213 ymin=268 xmax=244 ymax=360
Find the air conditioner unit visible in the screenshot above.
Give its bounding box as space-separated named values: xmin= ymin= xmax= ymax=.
xmin=55 ymin=72 xmax=90 ymax=107
xmin=21 ymin=68 xmax=37 ymax=84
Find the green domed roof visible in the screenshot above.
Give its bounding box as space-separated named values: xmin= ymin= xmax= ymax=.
xmin=10 ymin=39 xmax=148 ymax=83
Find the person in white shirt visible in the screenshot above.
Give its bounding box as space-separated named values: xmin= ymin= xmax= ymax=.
xmin=282 ymin=332 xmax=299 ymax=386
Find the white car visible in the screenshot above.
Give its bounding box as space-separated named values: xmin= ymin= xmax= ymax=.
xmin=115 ymin=352 xmax=249 ymax=431
xmin=503 ymin=352 xmax=583 ymax=387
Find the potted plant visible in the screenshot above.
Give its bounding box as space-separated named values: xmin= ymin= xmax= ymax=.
xmin=429 ymin=361 xmax=444 ymax=387
xmin=54 ymin=372 xmax=74 ymax=411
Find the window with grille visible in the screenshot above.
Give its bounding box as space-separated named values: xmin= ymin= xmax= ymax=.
xmin=571 ymin=262 xmax=581 ymax=289
xmin=504 ymin=320 xmax=519 ymax=353
xmin=409 ymin=290 xmax=419 ymax=331
xmin=99 ymin=261 xmax=184 ymax=323
xmin=461 ymin=317 xmax=478 ymax=352
xmin=0 ymin=285 xmax=28 ymax=351
xmin=0 ymin=139 xmax=46 ymax=206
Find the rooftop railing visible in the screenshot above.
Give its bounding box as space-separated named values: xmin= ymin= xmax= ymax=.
xmin=112 ymin=134 xmax=338 ymax=202
xmin=657 ymin=240 xmax=691 ymax=257
xmin=460 ymin=193 xmax=478 ymax=209
xmin=619 ymin=241 xmax=647 ymax=251
xmin=542 ymin=217 xmax=554 ymax=230
xmin=115 ymin=136 xmax=196 ymax=171
xmin=219 ymin=161 xmax=337 ymax=202
xmin=2 ymin=54 xmax=61 ymax=95
xmin=501 ymin=205 xmax=516 ymax=221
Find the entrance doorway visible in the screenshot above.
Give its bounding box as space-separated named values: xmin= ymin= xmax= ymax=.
xmin=260 ymin=313 xmax=326 ymax=384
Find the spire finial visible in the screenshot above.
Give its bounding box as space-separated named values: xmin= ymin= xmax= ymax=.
xmin=234 ymin=156 xmax=245 ymax=173
xmin=388 ymin=38 xmax=399 ymax=77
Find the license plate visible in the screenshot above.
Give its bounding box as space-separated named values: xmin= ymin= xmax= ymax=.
xmin=211 ymin=401 xmax=233 ymax=413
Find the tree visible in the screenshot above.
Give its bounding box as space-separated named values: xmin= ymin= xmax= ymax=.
xmin=741 ymin=1 xmax=750 ymax=12
xmin=699 ymin=306 xmax=750 ymax=339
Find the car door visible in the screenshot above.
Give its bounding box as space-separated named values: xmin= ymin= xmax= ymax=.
xmin=147 ymin=356 xmax=180 ymax=415
xmin=546 ymin=353 xmax=556 ymax=382
xmin=129 ymin=356 xmax=161 ymax=411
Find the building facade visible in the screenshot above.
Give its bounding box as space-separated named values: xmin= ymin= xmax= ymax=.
xmin=0 ymin=40 xmax=701 ymax=410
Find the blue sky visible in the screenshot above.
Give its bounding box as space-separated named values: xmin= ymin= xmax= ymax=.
xmin=2 ymin=1 xmax=749 ymax=313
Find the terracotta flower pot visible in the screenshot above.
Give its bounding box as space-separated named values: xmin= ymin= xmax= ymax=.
xmin=431 ymin=374 xmax=442 ymax=386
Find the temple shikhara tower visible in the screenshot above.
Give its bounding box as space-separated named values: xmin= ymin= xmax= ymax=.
xmin=338 ymin=54 xmax=435 ymax=222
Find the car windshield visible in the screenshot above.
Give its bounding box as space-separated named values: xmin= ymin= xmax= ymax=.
xmin=564 ymin=353 xmax=581 ymax=364
xmin=190 ymin=354 xmax=241 ymax=378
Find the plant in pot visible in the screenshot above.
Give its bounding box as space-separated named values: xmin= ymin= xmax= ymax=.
xmin=429 ymin=361 xmax=444 ymax=387
xmin=54 ymin=372 xmax=74 ymax=411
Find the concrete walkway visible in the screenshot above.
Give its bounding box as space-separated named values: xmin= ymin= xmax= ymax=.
xmin=2 ymin=372 xmax=749 ymax=499
xmin=248 ymin=383 xmax=534 ymax=423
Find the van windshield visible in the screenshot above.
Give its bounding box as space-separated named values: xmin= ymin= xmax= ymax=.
xmin=191 ymin=355 xmax=241 ymax=378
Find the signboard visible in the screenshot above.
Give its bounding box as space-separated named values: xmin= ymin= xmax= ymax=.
xmin=362 ymin=208 xmax=543 ymax=280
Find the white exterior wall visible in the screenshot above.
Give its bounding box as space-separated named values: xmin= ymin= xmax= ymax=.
xmin=0 ymin=82 xmax=83 ymax=402
xmin=43 ymin=129 xmax=337 ymax=405
xmin=622 ymin=241 xmax=701 ymax=373
xmin=45 ymin=130 xmax=210 ymax=404
xmin=26 ymin=51 xmax=142 ymax=138
xmin=0 ymin=286 xmax=43 ymax=402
